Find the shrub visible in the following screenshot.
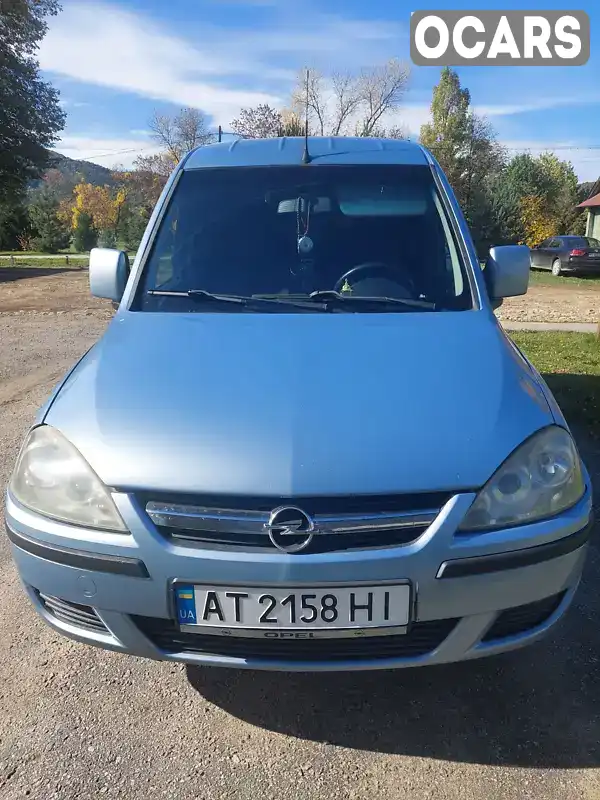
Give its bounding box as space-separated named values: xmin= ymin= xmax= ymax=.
xmin=28 ymin=189 xmax=71 ymax=253
xmin=73 ymin=212 xmax=98 ymax=252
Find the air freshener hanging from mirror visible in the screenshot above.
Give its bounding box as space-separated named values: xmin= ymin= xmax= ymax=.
xmin=297 ymin=234 xmax=314 ymax=255
xmin=297 ymin=196 xmax=313 ymax=255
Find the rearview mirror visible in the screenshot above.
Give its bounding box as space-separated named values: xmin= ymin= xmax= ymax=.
xmin=485 ymin=245 xmax=530 ymax=301
xmin=89 ymin=248 xmax=130 ymax=302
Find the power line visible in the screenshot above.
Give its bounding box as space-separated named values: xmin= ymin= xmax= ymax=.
xmin=504 ymin=144 xmax=600 ymax=152
xmin=62 ymin=138 xmax=600 ymax=161
xmin=80 ymin=145 xmax=157 ymax=160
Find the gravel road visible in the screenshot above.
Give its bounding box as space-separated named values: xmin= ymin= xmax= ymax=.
xmin=1 ymin=306 xmax=600 ymax=800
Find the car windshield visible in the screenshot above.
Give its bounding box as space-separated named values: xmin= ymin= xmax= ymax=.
xmin=136 ymin=165 xmax=473 ymax=313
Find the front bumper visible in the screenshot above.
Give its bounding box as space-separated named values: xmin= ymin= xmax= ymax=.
xmin=4 ymin=487 xmax=593 ymax=672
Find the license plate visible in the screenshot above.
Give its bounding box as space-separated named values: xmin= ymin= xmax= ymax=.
xmin=175 ymin=583 xmax=411 ymax=636
xmin=589 ymin=252 xmax=600 ymax=258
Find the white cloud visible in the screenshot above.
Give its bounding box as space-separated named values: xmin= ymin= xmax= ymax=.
xmin=39 ymin=3 xmax=282 ymax=125
xmin=388 ymin=102 xmax=600 ymax=181
xmin=477 ymin=94 xmax=600 ymax=118
xmin=388 ymin=104 xmax=430 ymax=136
xmin=39 ymin=1 xmax=403 ymax=126
xmin=394 ymin=96 xmax=600 ymax=139
xmin=501 ymin=140 xmax=600 ymax=181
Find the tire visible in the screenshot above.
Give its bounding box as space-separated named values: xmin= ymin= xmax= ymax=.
xmin=552 ymin=259 xmax=562 ymax=276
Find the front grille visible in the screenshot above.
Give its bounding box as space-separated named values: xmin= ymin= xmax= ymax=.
xmin=38 ymin=593 xmax=108 ymax=634
xmin=482 ymin=592 xmax=566 ymax=642
xmin=142 ymin=491 xmax=451 ymax=554
xmin=132 ymin=616 xmax=458 ymax=661
xmin=138 ymin=491 xmax=452 ymax=516
xmin=164 ymin=526 xmax=427 ymax=552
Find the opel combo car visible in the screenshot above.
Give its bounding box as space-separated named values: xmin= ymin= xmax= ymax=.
xmin=4 ymin=137 xmax=593 ymax=671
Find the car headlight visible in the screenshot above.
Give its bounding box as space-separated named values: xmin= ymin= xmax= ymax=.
xmin=460 ymin=426 xmax=585 ymax=532
xmin=9 ymin=425 xmax=127 ymax=532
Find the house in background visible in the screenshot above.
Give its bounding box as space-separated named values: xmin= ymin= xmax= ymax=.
xmin=577 ymin=177 xmax=600 ymax=239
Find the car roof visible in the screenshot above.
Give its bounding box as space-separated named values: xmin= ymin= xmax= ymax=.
xmin=184 ymin=136 xmax=430 ymax=170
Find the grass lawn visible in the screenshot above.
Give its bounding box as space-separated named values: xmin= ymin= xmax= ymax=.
xmin=0 ymin=249 xmax=80 ymax=256
xmin=512 ymin=331 xmax=600 ymax=438
xmin=528 ymin=269 xmax=600 ymax=289
xmin=0 ymin=256 xmax=88 ymax=269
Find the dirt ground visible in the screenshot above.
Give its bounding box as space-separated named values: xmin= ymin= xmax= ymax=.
xmin=497 ymin=283 xmax=600 ymax=324
xmin=0 ymin=267 xmax=597 ymax=322
xmin=0 ymin=268 xmax=113 ymax=315
xmin=1 ymin=267 xmax=600 ymax=799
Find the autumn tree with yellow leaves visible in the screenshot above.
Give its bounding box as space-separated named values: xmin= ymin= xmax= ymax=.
xmin=63 ymin=182 xmax=128 ymax=250
xmin=71 ymin=182 xmax=127 ymax=232
xmin=519 ymin=195 xmax=557 ymax=247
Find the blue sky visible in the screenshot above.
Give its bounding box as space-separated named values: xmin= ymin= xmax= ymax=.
xmin=40 ymin=0 xmax=600 ymax=180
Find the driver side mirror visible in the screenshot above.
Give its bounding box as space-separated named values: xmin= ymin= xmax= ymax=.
xmin=89 ymin=248 xmax=130 ymax=302
xmin=485 ymin=245 xmax=530 ymax=302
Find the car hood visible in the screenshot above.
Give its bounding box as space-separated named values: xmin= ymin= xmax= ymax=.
xmin=45 ymin=310 xmax=554 ymax=496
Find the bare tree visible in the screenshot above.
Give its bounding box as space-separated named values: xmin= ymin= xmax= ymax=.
xmin=134 ymin=153 xmax=175 ymax=181
xmin=231 ymin=104 xmax=282 ymax=139
xmin=290 ymin=60 xmax=410 ymax=137
xmin=331 ymin=72 xmax=361 ymax=136
xmin=229 ymin=106 xmax=306 ymax=139
xmin=148 ymin=108 xmax=214 ymax=163
xmin=291 ymin=70 xmax=327 ymax=135
xmin=386 ymin=124 xmax=410 ymax=140
xmin=127 ymin=154 xmax=173 ymax=210
xmin=356 ymin=60 xmax=411 ymax=136
xmin=279 ymin=110 xmax=305 ymax=137
xmin=367 ymin=123 xmax=410 ymax=140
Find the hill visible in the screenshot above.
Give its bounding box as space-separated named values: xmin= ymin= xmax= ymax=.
xmin=48 ymin=151 xmax=114 ymax=186
xmin=29 ymin=151 xmax=115 ymax=199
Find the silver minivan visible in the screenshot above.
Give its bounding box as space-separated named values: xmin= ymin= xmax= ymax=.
xmin=4 ymin=137 xmax=593 ymax=671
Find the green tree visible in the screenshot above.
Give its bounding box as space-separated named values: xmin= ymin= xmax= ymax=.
xmin=420 ymin=68 xmax=506 ymax=255
xmin=0 ymin=0 xmax=66 ymax=205
xmin=493 ymin=152 xmax=582 ymax=245
xmin=117 ymin=205 xmax=149 ymax=251
xmin=98 ymin=228 xmax=117 ymax=248
xmin=420 ymin=67 xmax=471 ymax=197
xmin=28 ymin=189 xmax=70 ymax=253
xmin=73 ymin=211 xmax=97 ymax=252
xmin=0 ymin=198 xmax=31 ymax=250
xmin=538 ymin=152 xmax=580 ymax=234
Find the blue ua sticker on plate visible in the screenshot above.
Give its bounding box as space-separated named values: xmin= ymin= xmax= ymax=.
xmin=176 ymin=585 xmax=197 ymax=625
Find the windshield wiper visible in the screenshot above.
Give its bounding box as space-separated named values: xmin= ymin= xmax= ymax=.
xmin=308 ymin=290 xmax=436 ymax=310
xmin=146 ymin=289 xmax=328 ymax=311
xmin=148 ymin=289 xmax=247 ymax=305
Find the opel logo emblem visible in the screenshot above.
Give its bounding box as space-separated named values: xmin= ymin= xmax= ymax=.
xmin=265 ymin=506 xmax=315 ymax=553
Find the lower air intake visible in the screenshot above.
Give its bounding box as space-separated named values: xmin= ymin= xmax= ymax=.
xmin=132 ymin=616 xmax=458 ymax=662
xmin=38 ymin=593 xmax=108 ymax=634
xmin=482 ymin=592 xmax=566 ymax=642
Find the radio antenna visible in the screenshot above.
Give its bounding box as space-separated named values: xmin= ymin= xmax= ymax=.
xmin=302 ymin=68 xmax=312 ymax=165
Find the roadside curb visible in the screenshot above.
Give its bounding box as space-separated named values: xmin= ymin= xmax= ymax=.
xmin=501 ymin=321 xmax=598 ymax=333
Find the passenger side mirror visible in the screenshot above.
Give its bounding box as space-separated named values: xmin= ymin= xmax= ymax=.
xmin=89 ymin=248 xmax=130 ymax=302
xmin=485 ymin=245 xmax=530 ymax=301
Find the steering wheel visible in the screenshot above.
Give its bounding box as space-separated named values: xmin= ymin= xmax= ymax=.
xmin=334 ymin=262 xmax=414 ymax=294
